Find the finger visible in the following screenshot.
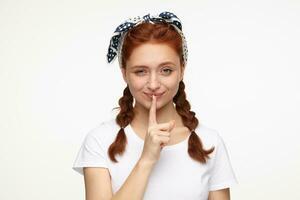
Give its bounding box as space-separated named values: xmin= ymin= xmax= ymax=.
xmin=148 ymin=95 xmax=157 ymax=126
xmin=155 ymin=130 xmax=171 ymax=137
xmin=158 ymin=135 xmax=171 ymax=145
xmin=153 ymin=121 xmax=175 ymax=131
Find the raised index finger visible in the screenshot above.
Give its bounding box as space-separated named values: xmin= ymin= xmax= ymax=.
xmin=148 ymin=95 xmax=157 ymax=127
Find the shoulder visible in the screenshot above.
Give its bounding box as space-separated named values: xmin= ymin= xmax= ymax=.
xmin=194 ymin=123 xmax=224 ymax=149
xmin=84 ymin=117 xmax=120 ymax=148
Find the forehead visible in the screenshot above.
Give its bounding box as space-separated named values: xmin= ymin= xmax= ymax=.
xmin=126 ymin=42 xmax=180 ymax=69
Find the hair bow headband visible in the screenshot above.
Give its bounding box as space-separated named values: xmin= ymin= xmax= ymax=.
xmin=106 ymin=11 xmax=188 ymax=67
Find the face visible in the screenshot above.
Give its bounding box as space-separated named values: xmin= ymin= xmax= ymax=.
xmin=121 ymin=42 xmax=185 ymax=110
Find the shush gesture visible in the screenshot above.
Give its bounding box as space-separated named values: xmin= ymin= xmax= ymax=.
xmin=139 ymin=95 xmax=176 ymax=164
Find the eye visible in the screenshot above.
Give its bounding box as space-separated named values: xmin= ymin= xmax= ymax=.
xmin=161 ymin=67 xmax=173 ymax=75
xmin=134 ymin=69 xmax=147 ymax=75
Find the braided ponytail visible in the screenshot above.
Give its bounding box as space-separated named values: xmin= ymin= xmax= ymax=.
xmin=108 ymin=86 xmax=134 ymax=162
xmin=173 ymin=81 xmax=215 ymax=163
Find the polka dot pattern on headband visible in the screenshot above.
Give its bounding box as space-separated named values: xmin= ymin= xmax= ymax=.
xmin=106 ymin=11 xmax=188 ymax=66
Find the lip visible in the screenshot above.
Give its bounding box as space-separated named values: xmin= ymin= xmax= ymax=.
xmin=144 ymin=92 xmax=165 ymax=99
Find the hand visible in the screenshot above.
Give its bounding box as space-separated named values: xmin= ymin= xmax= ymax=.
xmin=139 ymin=95 xmax=175 ymax=164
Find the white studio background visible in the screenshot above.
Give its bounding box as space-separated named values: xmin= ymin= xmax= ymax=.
xmin=0 ymin=0 xmax=299 ymax=199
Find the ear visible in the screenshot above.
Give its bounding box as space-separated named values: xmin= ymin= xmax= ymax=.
xmin=121 ymin=67 xmax=128 ymax=84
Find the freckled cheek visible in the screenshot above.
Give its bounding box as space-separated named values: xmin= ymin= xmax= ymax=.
xmin=165 ymin=80 xmax=180 ymax=97
xmin=128 ymin=79 xmax=147 ymax=93
xmin=165 ymin=79 xmax=179 ymax=89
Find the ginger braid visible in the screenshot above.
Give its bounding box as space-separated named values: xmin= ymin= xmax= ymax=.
xmin=173 ymin=80 xmax=215 ymax=163
xmin=108 ymin=81 xmax=215 ymax=164
xmin=108 ymin=85 xmax=134 ymax=162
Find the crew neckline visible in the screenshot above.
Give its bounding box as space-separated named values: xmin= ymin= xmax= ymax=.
xmin=126 ymin=123 xmax=191 ymax=151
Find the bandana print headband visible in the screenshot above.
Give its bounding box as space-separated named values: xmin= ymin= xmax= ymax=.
xmin=106 ymin=11 xmax=188 ymax=67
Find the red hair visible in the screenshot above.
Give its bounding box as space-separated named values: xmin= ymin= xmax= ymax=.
xmin=109 ymin=22 xmax=214 ymax=164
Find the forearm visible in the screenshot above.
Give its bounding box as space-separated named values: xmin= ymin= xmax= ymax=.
xmin=208 ymin=188 xmax=230 ymax=200
xmin=111 ymin=158 xmax=155 ymax=200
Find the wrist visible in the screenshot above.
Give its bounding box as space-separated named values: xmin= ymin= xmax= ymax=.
xmin=138 ymin=158 xmax=156 ymax=168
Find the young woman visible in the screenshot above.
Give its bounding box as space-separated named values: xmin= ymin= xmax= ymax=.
xmin=73 ymin=11 xmax=238 ymax=200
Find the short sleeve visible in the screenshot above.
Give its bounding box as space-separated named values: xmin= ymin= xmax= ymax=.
xmin=208 ymin=132 xmax=238 ymax=191
xmin=72 ymin=129 xmax=109 ymax=176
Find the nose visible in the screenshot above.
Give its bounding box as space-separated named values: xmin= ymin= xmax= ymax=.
xmin=147 ymin=73 xmax=161 ymax=91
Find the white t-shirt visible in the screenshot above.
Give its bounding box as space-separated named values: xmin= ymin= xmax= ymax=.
xmin=72 ymin=117 xmax=238 ymax=199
